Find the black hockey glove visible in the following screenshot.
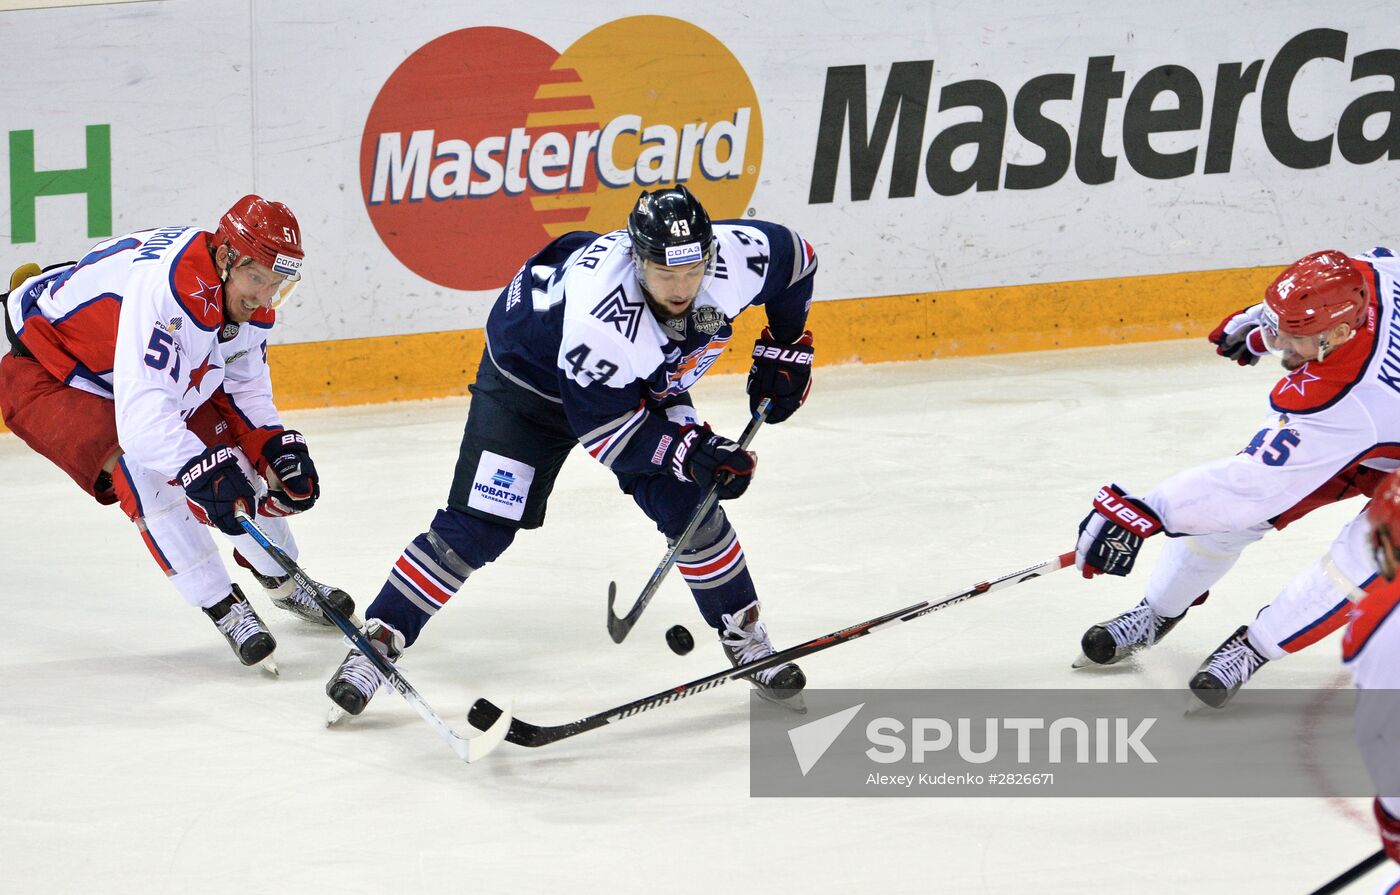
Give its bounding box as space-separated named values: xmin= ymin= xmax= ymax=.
xmin=671 ymin=424 xmax=757 ymax=500
xmin=259 ymin=429 xmax=319 ymax=516
xmin=179 ymin=445 xmax=257 ymax=536
xmin=1075 ymin=484 xmax=1164 ymax=578
xmin=747 ymin=327 xmax=813 ymax=423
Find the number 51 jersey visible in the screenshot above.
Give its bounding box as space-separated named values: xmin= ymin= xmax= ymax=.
xmin=484 ymin=220 xmax=817 ymax=478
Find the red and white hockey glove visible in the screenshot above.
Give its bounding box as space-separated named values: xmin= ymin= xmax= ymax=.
xmin=258 ymin=429 xmax=320 ymax=517
xmin=1075 ymin=484 xmax=1164 ymax=579
xmin=1208 ymin=304 xmax=1269 ymax=366
xmin=670 ymin=424 xmax=757 ymax=500
xmin=1377 ymin=798 xmax=1400 ymax=864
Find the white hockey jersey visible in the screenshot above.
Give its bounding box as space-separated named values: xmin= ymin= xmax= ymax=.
xmin=6 ymin=226 xmax=283 ymax=478
xmin=1143 ymin=248 xmax=1400 ymax=535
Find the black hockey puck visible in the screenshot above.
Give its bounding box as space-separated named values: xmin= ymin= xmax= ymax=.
xmin=665 ymin=624 xmax=695 ymax=656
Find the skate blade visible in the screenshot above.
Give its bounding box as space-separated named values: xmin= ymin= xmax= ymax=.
xmin=325 ymin=705 xmax=349 ymax=727
xmin=757 ymin=689 xmax=808 ymax=714
xmin=257 ymin=656 xmax=280 ymax=677
xmin=1183 ymin=691 xmax=1214 ymax=717
xmin=1071 ymin=652 xmax=1096 ymax=669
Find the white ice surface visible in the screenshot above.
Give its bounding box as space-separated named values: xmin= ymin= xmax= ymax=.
xmin=1 ymin=340 xmax=1396 ymax=894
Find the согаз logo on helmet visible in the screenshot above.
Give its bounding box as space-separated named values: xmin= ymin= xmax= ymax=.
xmin=360 ymin=17 xmax=763 ymax=291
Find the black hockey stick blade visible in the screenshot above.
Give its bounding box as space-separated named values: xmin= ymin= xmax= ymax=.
xmin=479 ymin=551 xmax=1075 ymax=748
xmin=1306 ymin=849 xmax=1387 ymax=895
xmin=605 ymin=399 xmax=771 ymax=644
xmin=605 ymin=581 xmax=630 ymax=644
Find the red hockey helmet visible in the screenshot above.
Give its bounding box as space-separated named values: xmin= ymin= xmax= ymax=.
xmin=214 ymin=195 xmax=304 ymax=280
xmin=1262 ymin=250 xmax=1369 ymax=337
xmin=1368 ymin=472 xmax=1400 ymax=580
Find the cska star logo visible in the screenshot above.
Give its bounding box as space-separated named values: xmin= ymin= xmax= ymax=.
xmin=1278 ymin=365 xmax=1322 ymax=397
xmin=185 ymin=352 xmax=222 ymax=396
xmin=188 ymin=276 xmax=223 ymax=317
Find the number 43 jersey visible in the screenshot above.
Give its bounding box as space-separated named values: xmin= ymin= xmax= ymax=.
xmin=484 ymin=220 xmax=817 ymax=477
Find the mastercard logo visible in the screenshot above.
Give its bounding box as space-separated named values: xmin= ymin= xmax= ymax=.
xmin=361 ymin=16 xmax=763 ymax=291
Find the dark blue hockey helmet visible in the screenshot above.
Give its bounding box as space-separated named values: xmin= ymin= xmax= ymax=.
xmin=627 ymin=185 xmax=714 ymax=268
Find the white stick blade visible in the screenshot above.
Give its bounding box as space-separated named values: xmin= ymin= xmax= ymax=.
xmin=458 ymin=699 xmax=513 ymax=762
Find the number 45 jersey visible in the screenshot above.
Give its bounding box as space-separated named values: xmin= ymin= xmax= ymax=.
xmin=483 ymin=220 xmax=817 ymax=477
xmin=1142 ymin=248 xmax=1400 ymax=535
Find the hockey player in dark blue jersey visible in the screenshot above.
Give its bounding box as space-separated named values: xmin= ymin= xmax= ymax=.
xmin=326 ymin=185 xmax=818 ymax=717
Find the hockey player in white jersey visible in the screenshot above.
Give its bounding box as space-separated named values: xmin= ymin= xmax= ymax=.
xmin=1345 ymin=472 xmax=1400 ymax=885
xmin=0 ymin=196 xmax=352 ymax=668
xmin=1073 ymin=247 xmax=1400 ymax=707
xmin=325 ymin=185 xmax=817 ymax=716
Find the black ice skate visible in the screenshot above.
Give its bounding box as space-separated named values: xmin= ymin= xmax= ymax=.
xmin=1074 ymin=595 xmax=1197 ymax=667
xmin=1189 ymin=625 xmax=1268 ymax=709
xmin=326 ymin=619 xmax=405 ymax=717
xmin=719 ymin=601 xmax=806 ymax=713
xmin=236 ymin=550 xmax=355 ymax=626
xmin=204 ymin=585 xmax=277 ymax=671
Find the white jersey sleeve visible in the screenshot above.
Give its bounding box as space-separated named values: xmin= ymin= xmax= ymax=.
xmin=1143 ymin=400 xmax=1379 ymax=535
xmin=219 ymin=322 xmax=283 ymax=432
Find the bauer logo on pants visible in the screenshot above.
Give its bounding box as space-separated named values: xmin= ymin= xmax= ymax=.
xmin=359 ymin=16 xmax=762 ymax=291
xmin=468 ymin=451 xmax=534 ymax=522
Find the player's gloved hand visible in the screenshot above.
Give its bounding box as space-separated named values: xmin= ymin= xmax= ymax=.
xmin=747 ymin=327 xmax=814 ymax=423
xmin=1207 ymin=304 xmax=1269 ymax=366
xmin=671 ymin=424 xmax=757 ymax=499
xmin=179 ymin=445 xmax=257 ymax=536
xmin=259 ymin=429 xmax=319 ymax=516
xmin=1075 ymin=484 xmax=1164 ymax=579
xmin=1376 ymin=798 xmax=1400 ymax=864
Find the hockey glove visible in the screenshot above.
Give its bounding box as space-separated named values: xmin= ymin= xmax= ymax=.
xmin=179 ymin=445 xmax=257 ymax=536
xmin=671 ymin=424 xmax=757 ymax=500
xmin=1207 ymin=304 xmax=1269 ymax=366
xmin=259 ymin=429 xmax=319 ymax=516
xmin=1075 ymin=484 xmax=1165 ymax=579
xmin=1377 ymin=798 xmax=1400 ymax=864
xmin=747 ymin=327 xmax=814 ymax=424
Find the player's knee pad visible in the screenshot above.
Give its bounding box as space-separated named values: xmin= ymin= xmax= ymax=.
xmin=679 ymin=505 xmax=730 ymax=552
xmin=428 ymin=507 xmax=516 ymax=570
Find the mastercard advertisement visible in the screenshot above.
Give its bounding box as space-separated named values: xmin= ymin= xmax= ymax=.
xmin=360 ymin=16 xmax=763 ymax=291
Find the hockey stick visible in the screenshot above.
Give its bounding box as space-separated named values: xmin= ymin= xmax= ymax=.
xmin=474 ymin=550 xmax=1075 ymax=747
xmin=1306 ymin=849 xmax=1387 ymax=895
xmin=234 ymin=511 xmax=512 ymax=763
xmin=606 ymin=397 xmax=772 ymax=644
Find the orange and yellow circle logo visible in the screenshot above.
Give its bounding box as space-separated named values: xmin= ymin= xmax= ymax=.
xmin=361 ymin=16 xmax=763 ymax=291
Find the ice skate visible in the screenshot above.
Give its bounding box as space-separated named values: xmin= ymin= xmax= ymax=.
xmin=1189 ymin=625 xmax=1267 ymax=709
xmin=1074 ymin=597 xmax=1190 ymax=668
xmin=237 ymin=551 xmax=356 ymax=626
xmin=204 ymin=584 xmax=278 ymax=673
xmin=325 ymin=619 xmax=405 ymax=717
xmin=719 ymin=601 xmax=807 ymax=713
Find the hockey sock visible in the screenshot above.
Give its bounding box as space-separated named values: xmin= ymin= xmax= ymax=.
xmin=367 ymin=508 xmax=515 ymax=646
xmin=677 ymin=508 xmax=759 ymax=629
